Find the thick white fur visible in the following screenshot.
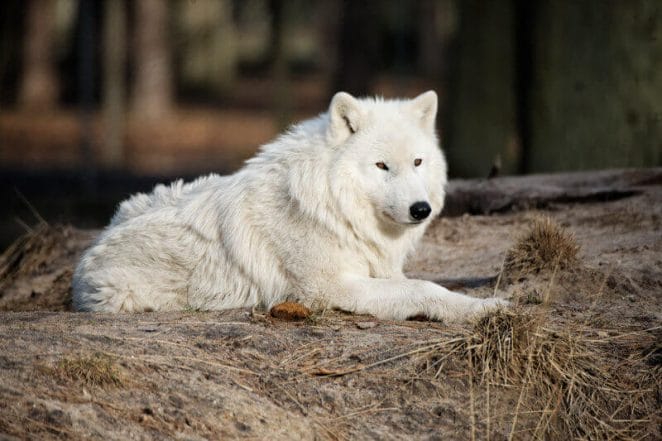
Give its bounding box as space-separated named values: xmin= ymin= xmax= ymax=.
xmin=72 ymin=91 xmax=507 ymax=321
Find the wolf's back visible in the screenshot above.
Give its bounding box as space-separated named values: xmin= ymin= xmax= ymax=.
xmin=110 ymin=174 xmax=221 ymax=226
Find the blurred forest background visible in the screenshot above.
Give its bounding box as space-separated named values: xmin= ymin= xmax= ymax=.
xmin=1 ymin=0 xmax=661 ymax=248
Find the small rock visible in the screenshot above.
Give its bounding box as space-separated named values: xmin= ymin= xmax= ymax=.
xmin=356 ymin=321 xmax=377 ymax=330
xmin=140 ymin=327 xmax=158 ymax=333
xmin=407 ymin=314 xmax=428 ymax=321
xmin=626 ymin=294 xmax=636 ymax=303
xmin=234 ymin=421 xmax=251 ymax=432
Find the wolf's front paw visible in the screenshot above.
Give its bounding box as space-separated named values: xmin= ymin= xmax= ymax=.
xmin=472 ymin=297 xmax=510 ymax=315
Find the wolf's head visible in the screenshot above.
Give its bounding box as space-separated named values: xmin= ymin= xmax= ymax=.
xmin=327 ymin=91 xmax=447 ymax=230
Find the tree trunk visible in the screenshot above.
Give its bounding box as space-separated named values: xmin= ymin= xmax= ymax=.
xmin=100 ymin=0 xmax=127 ymax=168
xmin=19 ymin=0 xmax=59 ymax=110
xmin=444 ymin=0 xmax=519 ymax=178
xmin=528 ymin=0 xmax=662 ymax=171
xmin=333 ymin=0 xmax=380 ymax=96
xmin=132 ymin=0 xmax=173 ymax=119
xmin=269 ymin=0 xmax=293 ymax=129
xmin=417 ymin=0 xmax=457 ymax=80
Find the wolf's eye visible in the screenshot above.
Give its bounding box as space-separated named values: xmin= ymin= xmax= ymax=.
xmin=414 ymin=158 xmax=422 ymax=167
xmin=375 ymin=162 xmax=389 ymax=171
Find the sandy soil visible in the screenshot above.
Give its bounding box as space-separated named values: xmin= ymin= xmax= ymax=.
xmin=0 ymin=169 xmax=660 ymax=440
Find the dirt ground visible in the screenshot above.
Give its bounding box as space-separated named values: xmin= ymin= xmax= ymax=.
xmin=0 ymin=169 xmax=660 ymax=440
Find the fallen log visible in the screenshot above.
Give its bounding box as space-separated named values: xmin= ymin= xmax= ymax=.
xmin=444 ymin=167 xmax=661 ymax=216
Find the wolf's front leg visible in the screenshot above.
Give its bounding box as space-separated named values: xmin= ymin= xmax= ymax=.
xmin=332 ymin=275 xmax=507 ymax=322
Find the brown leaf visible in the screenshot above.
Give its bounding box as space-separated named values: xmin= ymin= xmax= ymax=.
xmin=270 ymin=302 xmax=312 ymax=321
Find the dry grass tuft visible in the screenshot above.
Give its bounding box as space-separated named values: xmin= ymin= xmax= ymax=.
xmin=0 ymin=223 xmax=89 ymax=311
xmin=49 ymin=353 xmax=124 ymax=388
xmin=464 ymin=308 xmax=537 ymax=385
xmin=0 ymin=223 xmax=70 ymax=288
xmin=504 ymin=216 xmax=579 ymax=280
xmin=419 ymin=308 xmax=659 ymax=439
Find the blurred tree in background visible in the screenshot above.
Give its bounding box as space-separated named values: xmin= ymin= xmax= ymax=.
xmin=19 ymin=0 xmax=60 ymax=110
xmin=133 ymin=0 xmax=173 ymax=119
xmin=445 ymin=0 xmax=662 ymax=176
xmin=101 ymin=0 xmax=126 ymax=167
xmin=444 ymin=0 xmax=518 ymax=177
xmin=528 ymin=0 xmax=662 ymax=172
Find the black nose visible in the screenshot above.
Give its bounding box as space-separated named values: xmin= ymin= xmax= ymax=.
xmin=409 ymin=201 xmax=432 ymax=221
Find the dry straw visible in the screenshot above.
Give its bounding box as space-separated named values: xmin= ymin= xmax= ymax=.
xmin=416 ymin=308 xmax=659 ymax=439
xmin=504 ymin=216 xmax=579 ymax=281
xmin=50 ymin=353 xmax=124 ymax=388
xmin=0 ymin=223 xmax=65 ymax=289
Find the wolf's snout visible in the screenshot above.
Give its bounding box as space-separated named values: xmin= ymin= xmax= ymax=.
xmin=409 ymin=201 xmax=431 ymax=221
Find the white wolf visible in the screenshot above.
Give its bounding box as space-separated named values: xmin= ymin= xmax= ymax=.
xmin=73 ymin=91 xmax=506 ymax=321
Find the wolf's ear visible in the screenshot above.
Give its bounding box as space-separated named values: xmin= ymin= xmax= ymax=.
xmin=328 ymin=92 xmax=362 ymax=143
xmin=407 ymin=90 xmax=438 ymax=132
